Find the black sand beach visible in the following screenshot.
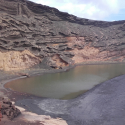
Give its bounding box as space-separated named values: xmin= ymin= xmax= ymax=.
xmin=0 ymin=67 xmax=125 ymax=125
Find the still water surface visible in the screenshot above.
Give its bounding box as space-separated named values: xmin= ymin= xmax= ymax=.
xmin=5 ymin=63 xmax=125 ymax=99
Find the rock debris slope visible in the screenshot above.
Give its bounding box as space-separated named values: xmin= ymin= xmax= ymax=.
xmin=0 ymin=0 xmax=125 ymax=70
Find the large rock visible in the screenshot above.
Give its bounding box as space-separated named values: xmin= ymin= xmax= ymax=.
xmin=0 ymin=98 xmax=21 ymax=120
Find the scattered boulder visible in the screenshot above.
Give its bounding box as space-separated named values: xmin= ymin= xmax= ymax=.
xmin=0 ymin=98 xmax=21 ymax=120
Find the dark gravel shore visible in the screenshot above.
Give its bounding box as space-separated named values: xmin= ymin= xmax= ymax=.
xmin=0 ymin=67 xmax=125 ymax=125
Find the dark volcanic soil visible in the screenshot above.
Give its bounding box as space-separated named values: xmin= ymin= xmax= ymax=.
xmin=1 ymin=72 xmax=125 ymax=125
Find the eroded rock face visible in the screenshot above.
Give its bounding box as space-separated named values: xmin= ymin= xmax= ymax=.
xmin=0 ymin=0 xmax=125 ymax=70
xmin=0 ymin=50 xmax=41 ymax=71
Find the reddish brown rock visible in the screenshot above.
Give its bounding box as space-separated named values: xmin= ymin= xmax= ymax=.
xmin=0 ymin=99 xmax=21 ymax=120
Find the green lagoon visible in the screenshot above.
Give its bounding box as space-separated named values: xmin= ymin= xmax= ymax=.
xmin=5 ymin=63 xmax=125 ymax=99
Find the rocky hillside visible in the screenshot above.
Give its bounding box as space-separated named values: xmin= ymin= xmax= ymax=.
xmin=0 ymin=0 xmax=125 ymax=71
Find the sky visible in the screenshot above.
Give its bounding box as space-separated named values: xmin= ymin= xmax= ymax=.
xmin=30 ymin=0 xmax=125 ymax=21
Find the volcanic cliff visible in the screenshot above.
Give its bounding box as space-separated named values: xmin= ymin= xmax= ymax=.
xmin=0 ymin=0 xmax=125 ymax=71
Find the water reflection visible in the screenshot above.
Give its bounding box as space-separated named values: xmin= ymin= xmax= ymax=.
xmin=5 ymin=63 xmax=125 ymax=99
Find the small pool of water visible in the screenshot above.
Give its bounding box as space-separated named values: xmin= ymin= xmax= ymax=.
xmin=5 ymin=63 xmax=125 ymax=99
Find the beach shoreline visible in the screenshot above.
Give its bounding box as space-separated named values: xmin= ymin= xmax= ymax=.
xmin=1 ymin=62 xmax=125 ymax=125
